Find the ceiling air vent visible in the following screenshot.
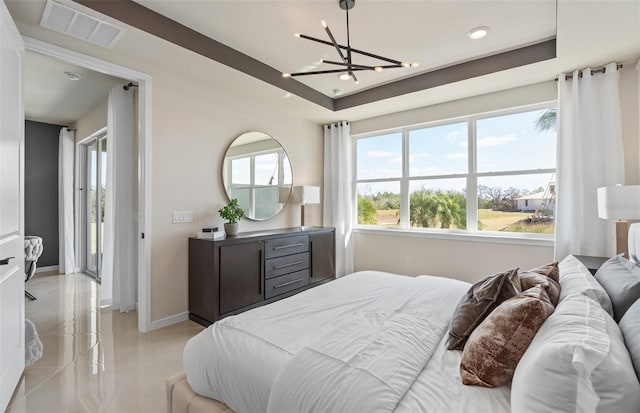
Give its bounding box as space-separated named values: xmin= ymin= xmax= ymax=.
xmin=40 ymin=0 xmax=124 ymax=49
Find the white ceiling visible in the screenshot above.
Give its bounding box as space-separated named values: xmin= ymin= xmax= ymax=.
xmin=135 ymin=0 xmax=558 ymax=97
xmin=24 ymin=51 xmax=125 ymax=125
xmin=7 ymin=1 xmax=640 ymax=124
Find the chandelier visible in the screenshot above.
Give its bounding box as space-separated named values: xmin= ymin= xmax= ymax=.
xmin=282 ymin=0 xmax=417 ymax=84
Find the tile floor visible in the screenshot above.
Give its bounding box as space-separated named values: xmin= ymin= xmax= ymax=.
xmin=8 ymin=272 xmax=204 ymax=413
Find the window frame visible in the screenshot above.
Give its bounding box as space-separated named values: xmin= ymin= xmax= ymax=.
xmin=352 ymin=101 xmax=557 ymax=242
xmin=225 ymin=147 xmax=290 ymax=218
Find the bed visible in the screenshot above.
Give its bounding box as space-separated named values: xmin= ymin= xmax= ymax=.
xmin=167 ymin=224 xmax=640 ymax=413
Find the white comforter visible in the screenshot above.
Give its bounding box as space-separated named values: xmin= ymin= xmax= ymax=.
xmin=184 ymin=271 xmax=511 ymax=413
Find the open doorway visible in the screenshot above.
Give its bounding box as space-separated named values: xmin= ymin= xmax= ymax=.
xmin=23 ymin=37 xmax=153 ymax=331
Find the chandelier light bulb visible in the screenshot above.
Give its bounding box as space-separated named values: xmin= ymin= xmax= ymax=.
xmin=294 ymin=33 xmax=301 ymax=38
xmin=374 ymin=66 xmax=383 ymax=72
xmin=401 ymin=62 xmax=410 ymax=68
xmin=321 ymin=20 xmax=328 ymax=28
xmin=282 ymin=73 xmax=291 ymax=78
xmin=410 ymin=63 xmax=419 ymax=67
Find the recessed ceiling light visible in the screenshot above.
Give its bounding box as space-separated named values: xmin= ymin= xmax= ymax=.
xmin=65 ymin=72 xmax=81 ymax=81
xmin=467 ymin=26 xmax=490 ymax=40
xmin=333 ymin=88 xmax=344 ymax=96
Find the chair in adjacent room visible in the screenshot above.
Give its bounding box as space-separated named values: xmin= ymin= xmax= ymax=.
xmin=24 ymin=236 xmax=43 ymax=300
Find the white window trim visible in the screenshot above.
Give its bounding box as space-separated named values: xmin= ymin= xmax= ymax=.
xmin=226 ymin=148 xmax=289 ymax=218
xmin=352 ymin=101 xmax=557 ymax=242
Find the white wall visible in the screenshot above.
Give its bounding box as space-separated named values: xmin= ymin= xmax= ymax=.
xmin=150 ymin=76 xmax=323 ymax=320
xmin=351 ymin=67 xmax=640 ymax=283
xmin=354 ymin=231 xmax=553 ymax=284
xmin=620 ymin=63 xmax=640 ymax=185
xmin=72 ymin=98 xmax=107 ymax=142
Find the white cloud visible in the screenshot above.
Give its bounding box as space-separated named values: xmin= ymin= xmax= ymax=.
xmin=447 ymin=152 xmax=467 ymax=160
xmin=358 ymin=168 xmax=403 ymax=180
xmin=414 ymin=151 xmax=429 ymax=158
xmin=389 ymin=156 xmax=403 ymax=164
xmin=367 ymin=150 xmax=395 ymax=158
xmin=477 ymin=134 xmax=517 ymax=147
xmin=445 ymin=131 xmax=462 ymax=142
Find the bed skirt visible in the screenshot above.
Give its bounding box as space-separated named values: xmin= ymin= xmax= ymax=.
xmin=165 ymin=372 xmax=235 ymax=413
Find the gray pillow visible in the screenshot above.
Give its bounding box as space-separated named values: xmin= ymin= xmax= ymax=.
xmin=595 ymin=255 xmax=640 ymax=322
xmin=619 ymin=298 xmax=640 ymax=381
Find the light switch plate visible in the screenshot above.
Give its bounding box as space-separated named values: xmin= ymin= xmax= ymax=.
xmin=172 ymin=210 xmax=193 ymax=224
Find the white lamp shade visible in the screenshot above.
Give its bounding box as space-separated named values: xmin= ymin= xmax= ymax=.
xmin=597 ymin=185 xmax=640 ymax=220
xmin=292 ymin=185 xmax=320 ymax=205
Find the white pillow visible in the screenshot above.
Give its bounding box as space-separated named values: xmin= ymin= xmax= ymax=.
xmin=511 ymin=293 xmax=640 ymax=413
xmin=558 ymin=255 xmax=613 ymax=316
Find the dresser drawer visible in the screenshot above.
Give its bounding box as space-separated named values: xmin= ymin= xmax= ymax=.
xmin=264 ymin=235 xmax=309 ymax=259
xmin=265 ymin=252 xmax=309 ymax=279
xmin=265 ymin=270 xmax=310 ymax=299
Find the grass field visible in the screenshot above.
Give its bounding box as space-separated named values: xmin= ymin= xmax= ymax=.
xmin=369 ymin=208 xmax=554 ymax=233
xmin=376 ymin=209 xmax=399 ymax=226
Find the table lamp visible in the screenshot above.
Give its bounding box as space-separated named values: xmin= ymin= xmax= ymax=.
xmin=292 ymin=186 xmax=320 ymax=228
xmin=597 ymin=185 xmax=640 ymax=257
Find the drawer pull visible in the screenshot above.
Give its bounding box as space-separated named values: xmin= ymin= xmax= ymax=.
xmin=273 ymin=261 xmax=303 ymax=270
xmin=274 ymin=278 xmax=304 ymax=289
xmin=273 ymin=243 xmax=304 ymax=250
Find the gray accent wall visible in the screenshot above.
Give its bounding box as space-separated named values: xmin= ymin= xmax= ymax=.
xmin=25 ymin=120 xmax=61 ymax=267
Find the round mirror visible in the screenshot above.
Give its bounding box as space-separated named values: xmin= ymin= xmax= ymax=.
xmin=222 ymin=131 xmax=293 ymax=221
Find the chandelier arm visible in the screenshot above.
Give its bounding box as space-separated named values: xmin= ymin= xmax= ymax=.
xmin=288 ymin=67 xmax=369 ymax=77
xmin=297 ymin=34 xmax=403 ymax=65
xmin=321 ymin=60 xmax=378 ymax=70
xmin=323 ymin=25 xmax=348 ymax=65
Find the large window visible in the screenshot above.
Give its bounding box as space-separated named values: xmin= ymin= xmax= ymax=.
xmin=354 ymin=105 xmax=556 ymax=235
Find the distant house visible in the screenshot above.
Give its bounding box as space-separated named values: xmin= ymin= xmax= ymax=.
xmin=516 ymin=191 xmax=555 ymax=212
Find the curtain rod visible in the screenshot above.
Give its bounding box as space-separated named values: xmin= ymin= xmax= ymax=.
xmin=123 ymin=82 xmax=138 ymax=91
xmin=555 ymin=64 xmax=623 ymax=81
xmin=326 ymin=120 xmax=349 ymax=129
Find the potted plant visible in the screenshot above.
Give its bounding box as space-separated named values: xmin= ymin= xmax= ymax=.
xmin=218 ymin=198 xmax=245 ymax=236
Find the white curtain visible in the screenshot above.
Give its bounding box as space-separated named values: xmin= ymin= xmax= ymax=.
xmin=58 ymin=128 xmax=76 ymax=274
xmin=555 ymin=62 xmax=624 ymax=260
xmin=102 ymin=84 xmax=136 ymax=311
xmin=323 ymin=121 xmax=354 ymax=276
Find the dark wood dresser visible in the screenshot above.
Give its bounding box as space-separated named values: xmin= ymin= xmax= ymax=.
xmin=189 ymin=227 xmax=335 ymax=326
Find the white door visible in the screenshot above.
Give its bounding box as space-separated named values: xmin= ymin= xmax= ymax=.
xmin=0 ymin=1 xmax=25 ymax=411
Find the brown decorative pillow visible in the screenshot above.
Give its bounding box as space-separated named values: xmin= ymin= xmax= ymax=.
xmin=447 ymin=268 xmax=520 ymax=351
xmin=520 ymin=272 xmax=560 ymax=306
xmin=460 ymin=285 xmax=555 ymax=388
xmin=527 ymin=262 xmax=559 ymax=282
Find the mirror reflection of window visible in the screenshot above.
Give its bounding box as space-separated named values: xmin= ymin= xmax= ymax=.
xmin=231 ymin=157 xmax=250 ymax=185
xmin=255 ymin=153 xmax=279 ymax=185
xmin=223 ymin=132 xmax=293 ymax=221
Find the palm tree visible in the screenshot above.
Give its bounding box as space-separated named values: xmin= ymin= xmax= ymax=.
xmin=410 ymin=189 xmax=466 ymax=229
xmin=535 ymin=108 xmax=557 ymax=132
xmin=357 ymin=196 xmax=377 ymax=225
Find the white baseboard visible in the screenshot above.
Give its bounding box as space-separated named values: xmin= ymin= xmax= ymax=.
xmin=148 ymin=311 xmax=189 ymax=331
xmin=36 ymin=265 xmax=59 ymax=274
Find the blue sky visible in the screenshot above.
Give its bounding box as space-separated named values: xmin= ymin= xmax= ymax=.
xmin=356 ymin=109 xmax=556 ymax=195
